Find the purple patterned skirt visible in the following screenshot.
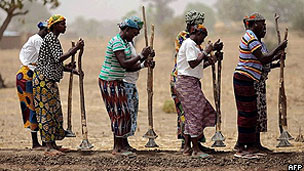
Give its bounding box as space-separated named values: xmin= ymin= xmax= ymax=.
xmin=175 ymin=75 xmax=216 ymax=137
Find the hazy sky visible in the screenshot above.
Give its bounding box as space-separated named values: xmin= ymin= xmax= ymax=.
xmin=50 ymin=0 xmax=217 ymax=22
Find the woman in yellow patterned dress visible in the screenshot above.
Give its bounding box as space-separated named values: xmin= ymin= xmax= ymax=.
xmin=33 ymin=15 xmax=84 ymax=155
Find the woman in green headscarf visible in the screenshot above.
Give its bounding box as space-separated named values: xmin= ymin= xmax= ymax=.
xmin=98 ymin=16 xmax=154 ymax=155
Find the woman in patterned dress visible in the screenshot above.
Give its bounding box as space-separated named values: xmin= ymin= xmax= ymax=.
xmin=246 ymin=15 xmax=281 ymax=153
xmin=16 ymin=21 xmax=48 ymax=149
xmin=233 ymin=12 xmax=287 ymax=159
xmin=175 ymin=24 xmax=219 ymax=158
xmin=33 ymin=14 xmax=84 ymax=155
xmin=98 ymin=16 xmax=154 ymax=155
xmin=171 ymin=10 xmax=205 ymax=150
xmin=171 ymin=10 xmax=221 ymax=153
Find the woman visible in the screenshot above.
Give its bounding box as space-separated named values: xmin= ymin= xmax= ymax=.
xmin=233 ymin=12 xmax=287 ymax=159
xmin=170 ymin=9 xmax=208 ymax=151
xmin=246 ymin=15 xmax=281 ymax=153
xmin=175 ymin=24 xmax=217 ymax=158
xmin=33 ymin=14 xmax=84 ymax=155
xmin=16 ymin=21 xmax=48 ymax=149
xmin=98 ymin=16 xmax=154 ymax=155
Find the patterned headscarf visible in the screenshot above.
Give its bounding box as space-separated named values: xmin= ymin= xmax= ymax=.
xmin=243 ymin=12 xmax=265 ymax=27
xmin=119 ymin=16 xmax=143 ymax=30
xmin=185 ymin=10 xmax=205 ymax=25
xmin=37 ymin=21 xmax=48 ymax=29
xmin=191 ymin=24 xmax=207 ymax=34
xmin=48 ymin=14 xmax=66 ymax=29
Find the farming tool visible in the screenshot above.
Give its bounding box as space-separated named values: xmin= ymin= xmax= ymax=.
xmin=65 ymin=41 xmax=77 ymax=137
xmin=142 ymin=6 xmax=158 ymax=148
xmin=274 ymin=13 xmax=293 ymax=147
xmin=77 ymin=45 xmax=94 ymax=151
xmin=211 ymin=41 xmax=226 ymax=147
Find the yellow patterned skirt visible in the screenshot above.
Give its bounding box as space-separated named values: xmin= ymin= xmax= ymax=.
xmin=32 ymin=70 xmax=65 ymax=142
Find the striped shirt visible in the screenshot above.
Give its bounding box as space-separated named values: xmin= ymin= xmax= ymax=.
xmin=99 ymin=34 xmax=131 ymax=81
xmin=235 ymin=30 xmax=263 ymax=81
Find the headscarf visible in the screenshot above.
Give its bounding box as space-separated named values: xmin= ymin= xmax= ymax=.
xmin=243 ymin=12 xmax=265 ymax=28
xmin=119 ymin=16 xmax=143 ymax=30
xmin=191 ymin=24 xmax=207 ymax=34
xmin=48 ymin=14 xmax=66 ymax=29
xmin=185 ymin=10 xmax=205 ymax=25
xmin=37 ymin=21 xmax=48 ymax=29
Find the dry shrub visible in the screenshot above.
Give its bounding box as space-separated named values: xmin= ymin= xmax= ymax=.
xmin=162 ymin=99 xmax=176 ymax=113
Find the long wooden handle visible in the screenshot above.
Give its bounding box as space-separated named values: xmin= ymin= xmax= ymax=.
xmin=275 ymin=13 xmax=289 ymax=133
xmin=142 ymin=6 xmax=149 ymax=47
xmin=274 ymin=13 xmax=281 ymax=44
xmin=279 ymin=29 xmax=288 ymax=129
xmin=217 ymin=57 xmax=222 ymax=131
xmin=78 ymin=47 xmax=88 ymax=140
xmin=67 ymin=41 xmax=76 ymax=130
xmin=147 ymin=25 xmax=154 ymax=128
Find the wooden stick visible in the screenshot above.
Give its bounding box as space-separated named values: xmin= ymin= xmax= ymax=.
xmin=279 ymin=28 xmax=288 ymax=130
xmin=217 ymin=56 xmax=222 ymax=131
xmin=274 ymin=13 xmax=281 ymax=44
xmin=67 ymin=41 xmax=75 ymax=132
xmin=274 ymin=13 xmax=288 ymax=133
xmin=78 ymin=47 xmax=88 ymax=140
xmin=211 ymin=63 xmax=218 ymax=130
xmin=147 ymin=25 xmax=154 ymax=128
xmin=142 ymin=6 xmax=148 ymax=47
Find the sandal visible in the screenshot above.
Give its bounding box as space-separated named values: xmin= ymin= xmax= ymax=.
xmin=191 ymin=152 xmax=210 ymax=159
xmin=121 ymin=151 xmax=137 ymax=158
xmin=234 ymin=152 xmax=259 ymax=159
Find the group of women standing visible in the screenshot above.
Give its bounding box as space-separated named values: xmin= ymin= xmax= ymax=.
xmin=16 ymin=10 xmax=287 ymax=159
xmin=170 ymin=11 xmax=287 ymax=159
xmin=17 ymin=14 xmax=84 ymax=155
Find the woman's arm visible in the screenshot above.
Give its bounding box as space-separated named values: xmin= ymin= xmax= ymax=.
xmin=252 ymin=40 xmax=287 ymax=64
xmin=115 ymin=46 xmax=152 ymax=69
xmin=188 ymin=42 xmax=213 ymax=68
xmin=59 ymin=39 xmax=84 ymax=62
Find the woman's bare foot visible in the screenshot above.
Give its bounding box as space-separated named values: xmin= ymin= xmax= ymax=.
xmin=32 ymin=145 xmax=46 ymax=151
xmin=183 ymin=147 xmax=193 ymax=156
xmin=45 ymin=148 xmax=64 ymax=156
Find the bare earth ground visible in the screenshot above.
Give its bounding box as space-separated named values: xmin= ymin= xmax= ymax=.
xmin=0 ymin=32 xmax=303 ymax=170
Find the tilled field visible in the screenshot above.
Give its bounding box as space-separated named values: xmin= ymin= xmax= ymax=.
xmin=0 ymin=149 xmax=303 ymax=170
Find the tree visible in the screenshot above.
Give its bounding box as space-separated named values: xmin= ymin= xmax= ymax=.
xmin=216 ymin=0 xmax=256 ymax=22
xmin=9 ymin=1 xmax=52 ymax=33
xmin=0 ymin=0 xmax=59 ymax=88
xmin=256 ymin=0 xmax=304 ymax=32
xmin=143 ymin=0 xmax=175 ymax=27
xmin=0 ymin=0 xmax=59 ymax=42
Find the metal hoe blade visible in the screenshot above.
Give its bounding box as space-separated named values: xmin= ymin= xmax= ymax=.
xmin=78 ymin=139 xmax=94 ymax=151
xmin=143 ymin=128 xmax=158 ymax=148
xmin=277 ymin=130 xmax=293 ymax=147
xmin=145 ymin=138 xmax=159 ymax=148
xmin=65 ymin=129 xmax=76 ymax=137
xmin=295 ymin=127 xmax=304 ymax=142
xmin=211 ymin=131 xmax=226 ymax=147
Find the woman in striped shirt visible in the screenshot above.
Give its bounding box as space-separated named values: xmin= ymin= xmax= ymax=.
xmin=98 ymin=16 xmax=154 ymax=156
xmin=233 ymin=12 xmax=287 ymax=159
